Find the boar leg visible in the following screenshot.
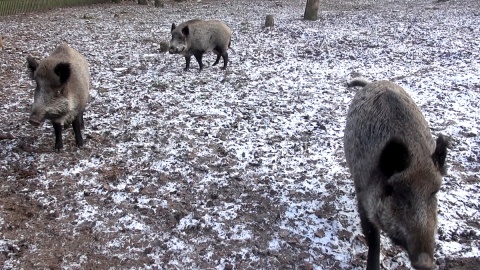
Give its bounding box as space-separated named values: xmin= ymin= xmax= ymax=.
xmin=221 ymin=52 xmax=229 ymax=70
xmin=359 ymin=204 xmax=380 ymax=270
xmin=53 ymin=122 xmax=63 ymax=151
xmin=213 ymin=47 xmax=228 ymax=70
xmin=72 ymin=113 xmax=84 ymax=148
xmin=80 ymin=113 xmax=85 ymax=129
xmin=212 ymin=53 xmax=221 ymax=66
xmin=194 ymin=53 xmax=204 ymax=71
xmin=184 ymin=56 xmax=191 ymax=71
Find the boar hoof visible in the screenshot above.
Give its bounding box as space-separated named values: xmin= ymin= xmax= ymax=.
xmin=55 ymin=143 xmax=63 ymax=151
xmin=76 ymin=139 xmax=84 ymax=148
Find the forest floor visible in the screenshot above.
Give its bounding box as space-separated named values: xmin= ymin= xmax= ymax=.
xmin=0 ymin=0 xmax=479 ymax=269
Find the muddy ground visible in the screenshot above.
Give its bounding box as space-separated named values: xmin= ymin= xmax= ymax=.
xmin=0 ymin=0 xmax=479 ymax=269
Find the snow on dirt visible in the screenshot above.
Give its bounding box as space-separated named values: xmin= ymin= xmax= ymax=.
xmin=0 ymin=0 xmax=479 ymax=269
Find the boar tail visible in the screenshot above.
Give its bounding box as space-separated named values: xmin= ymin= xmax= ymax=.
xmin=347 ymin=78 xmax=370 ymax=88
xmin=227 ymin=39 xmax=236 ymax=54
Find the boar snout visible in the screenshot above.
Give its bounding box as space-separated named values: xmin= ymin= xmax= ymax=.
xmin=29 ymin=118 xmax=42 ymax=127
xmin=406 ymin=208 xmax=436 ymax=270
xmin=411 ymin=253 xmax=434 ymax=270
xmin=29 ymin=111 xmax=44 ymax=127
xmin=169 ymin=45 xmax=184 ymax=54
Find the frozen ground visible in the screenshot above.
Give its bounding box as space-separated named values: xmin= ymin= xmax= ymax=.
xmin=0 ymin=0 xmax=479 ymax=269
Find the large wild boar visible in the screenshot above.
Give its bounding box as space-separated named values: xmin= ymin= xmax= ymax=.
xmin=26 ymin=43 xmax=90 ymax=151
xmin=343 ymin=78 xmax=448 ymax=270
xmin=169 ymin=19 xmax=232 ymax=71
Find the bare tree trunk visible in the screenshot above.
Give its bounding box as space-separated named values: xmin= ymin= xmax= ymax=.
xmin=304 ymin=0 xmax=320 ymax=21
xmin=154 ymin=0 xmax=164 ymax=8
xmin=138 ymin=0 xmax=148 ymax=5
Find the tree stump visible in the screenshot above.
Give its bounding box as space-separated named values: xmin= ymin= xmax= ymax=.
xmin=304 ymin=0 xmax=320 ymax=21
xmin=265 ymin=15 xmax=274 ymax=27
xmin=160 ymin=41 xmax=169 ymax=53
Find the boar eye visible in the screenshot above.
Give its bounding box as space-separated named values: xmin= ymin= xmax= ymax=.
xmin=56 ymin=88 xmax=64 ymax=96
xmin=385 ymin=184 xmax=394 ymax=197
xmin=395 ymin=192 xmax=412 ymax=208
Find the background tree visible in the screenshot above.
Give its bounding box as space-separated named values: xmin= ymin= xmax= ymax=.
xmin=155 ymin=0 xmax=164 ymax=7
xmin=304 ymin=0 xmax=319 ymax=21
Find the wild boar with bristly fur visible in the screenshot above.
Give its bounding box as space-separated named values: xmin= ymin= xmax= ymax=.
xmin=169 ymin=19 xmax=232 ymax=71
xmin=344 ymin=78 xmax=448 ymax=270
xmin=26 ymin=43 xmax=90 ymax=151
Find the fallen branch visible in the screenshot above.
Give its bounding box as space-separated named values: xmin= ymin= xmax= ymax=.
xmin=0 ymin=132 xmax=14 ymax=140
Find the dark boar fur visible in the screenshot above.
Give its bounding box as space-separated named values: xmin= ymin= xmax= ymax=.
xmin=27 ymin=43 xmax=90 ymax=151
xmin=169 ymin=19 xmax=232 ymax=71
xmin=344 ymin=78 xmax=448 ymax=270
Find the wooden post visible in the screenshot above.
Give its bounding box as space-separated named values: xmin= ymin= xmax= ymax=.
xmin=265 ymin=15 xmax=274 ymax=27
xmin=304 ymin=0 xmax=319 ymax=21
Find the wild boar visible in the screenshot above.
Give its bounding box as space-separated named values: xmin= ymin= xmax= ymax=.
xmin=26 ymin=43 xmax=90 ymax=151
xmin=344 ymin=78 xmax=448 ymax=270
xmin=169 ymin=19 xmax=232 ymax=71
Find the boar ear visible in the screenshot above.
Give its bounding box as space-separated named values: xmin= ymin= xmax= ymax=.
xmin=54 ymin=62 xmax=71 ymax=85
xmin=379 ymin=138 xmax=411 ymax=178
xmin=432 ymin=134 xmax=448 ymax=175
xmin=171 ymin=23 xmax=176 ymax=31
xmin=27 ymin=56 xmax=39 ymax=75
xmin=181 ymin=25 xmax=190 ymax=36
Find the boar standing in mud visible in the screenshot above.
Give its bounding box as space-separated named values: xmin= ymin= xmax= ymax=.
xmin=169 ymin=19 xmax=232 ymax=71
xmin=343 ymin=78 xmax=448 ymax=270
xmin=27 ymin=43 xmax=90 ymax=151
